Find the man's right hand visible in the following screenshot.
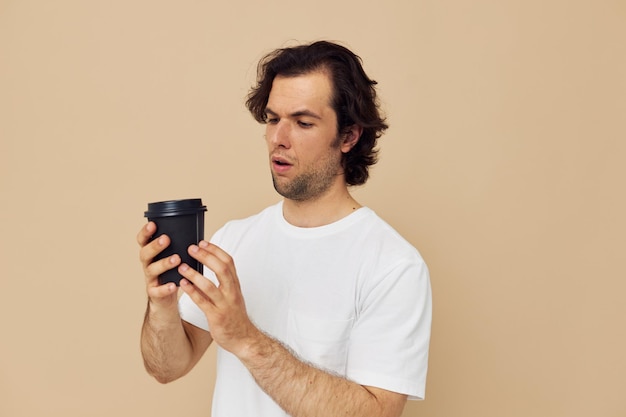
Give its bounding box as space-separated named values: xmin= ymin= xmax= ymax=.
xmin=137 ymin=221 xmax=181 ymax=308
xmin=138 ymin=221 xmax=212 ymax=383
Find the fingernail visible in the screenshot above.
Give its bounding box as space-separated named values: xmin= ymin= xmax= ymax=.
xmin=170 ymin=254 xmax=179 ymax=264
xmin=199 ymin=240 xmax=209 ymax=248
xmin=179 ymin=264 xmax=189 ymax=272
xmin=190 ymin=244 xmax=199 ymax=253
xmin=158 ymin=235 xmax=166 ymax=245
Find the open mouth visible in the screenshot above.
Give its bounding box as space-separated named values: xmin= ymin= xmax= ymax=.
xmin=272 ymin=156 xmax=293 ymax=173
xmin=272 ymin=155 xmax=292 ymax=166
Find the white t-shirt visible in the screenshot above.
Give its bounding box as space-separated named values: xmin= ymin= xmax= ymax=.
xmin=179 ymin=201 xmax=432 ymax=416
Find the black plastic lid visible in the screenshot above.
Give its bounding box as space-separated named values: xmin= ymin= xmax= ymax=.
xmin=144 ymin=198 xmax=207 ymax=218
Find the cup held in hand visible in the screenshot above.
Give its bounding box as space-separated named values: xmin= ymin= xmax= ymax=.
xmin=144 ymin=199 xmax=207 ymax=286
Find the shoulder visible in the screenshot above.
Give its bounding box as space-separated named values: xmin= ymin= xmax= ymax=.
xmin=358 ymin=209 xmax=425 ymax=263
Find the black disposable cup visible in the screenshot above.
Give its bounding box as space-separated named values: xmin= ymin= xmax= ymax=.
xmin=144 ymin=199 xmax=207 ymax=286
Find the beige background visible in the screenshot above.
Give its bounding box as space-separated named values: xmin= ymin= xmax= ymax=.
xmin=1 ymin=1 xmax=625 ymax=416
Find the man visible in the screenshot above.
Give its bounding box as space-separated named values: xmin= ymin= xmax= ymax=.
xmin=138 ymin=41 xmax=432 ymax=417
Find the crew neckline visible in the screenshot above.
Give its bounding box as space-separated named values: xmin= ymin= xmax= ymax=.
xmin=274 ymin=200 xmax=372 ymax=238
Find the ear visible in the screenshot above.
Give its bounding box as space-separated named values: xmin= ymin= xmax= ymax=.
xmin=340 ymin=124 xmax=363 ymax=153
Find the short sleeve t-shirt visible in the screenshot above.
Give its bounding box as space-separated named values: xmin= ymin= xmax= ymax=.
xmin=179 ymin=201 xmax=432 ymax=417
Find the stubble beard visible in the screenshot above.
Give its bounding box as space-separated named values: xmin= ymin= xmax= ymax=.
xmin=272 ymin=169 xmax=337 ymax=201
xmin=272 ymin=137 xmax=344 ymax=202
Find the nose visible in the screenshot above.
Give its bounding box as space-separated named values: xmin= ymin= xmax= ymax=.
xmin=266 ymin=120 xmax=291 ymax=149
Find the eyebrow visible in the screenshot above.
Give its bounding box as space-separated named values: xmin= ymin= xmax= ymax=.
xmin=264 ymin=107 xmax=322 ymax=120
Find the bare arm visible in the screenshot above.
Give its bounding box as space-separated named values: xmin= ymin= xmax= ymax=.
xmin=137 ymin=222 xmax=213 ymax=383
xmin=178 ymin=240 xmax=408 ymax=417
xmin=239 ymin=329 xmax=407 ymax=417
xmin=140 ymin=299 xmax=212 ymax=383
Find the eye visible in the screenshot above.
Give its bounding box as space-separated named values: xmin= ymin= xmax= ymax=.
xmin=297 ymin=120 xmax=313 ymax=128
xmin=266 ymin=117 xmax=279 ymax=124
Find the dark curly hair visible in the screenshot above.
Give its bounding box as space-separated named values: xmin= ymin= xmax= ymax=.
xmin=246 ymin=41 xmax=388 ymax=186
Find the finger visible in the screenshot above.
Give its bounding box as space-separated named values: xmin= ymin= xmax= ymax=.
xmin=189 ymin=243 xmax=239 ymax=292
xmin=146 ymin=281 xmax=178 ymax=300
xmin=139 ymin=234 xmax=170 ymax=267
xmin=137 ymin=222 xmax=156 ymax=247
xmin=144 ymin=254 xmax=181 ymax=284
xmin=178 ymin=265 xmax=220 ymax=308
xmin=178 ymin=263 xmax=219 ymax=296
xmin=199 ymin=240 xmax=233 ymax=264
xmin=180 ymin=278 xmax=213 ymax=313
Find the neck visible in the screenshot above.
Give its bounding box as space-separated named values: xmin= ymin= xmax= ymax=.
xmin=282 ymin=186 xmax=362 ymax=228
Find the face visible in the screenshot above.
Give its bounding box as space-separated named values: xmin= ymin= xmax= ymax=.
xmin=264 ymin=71 xmax=352 ymax=202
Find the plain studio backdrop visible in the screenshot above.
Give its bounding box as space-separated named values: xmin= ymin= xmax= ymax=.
xmin=1 ymin=1 xmax=624 ymax=416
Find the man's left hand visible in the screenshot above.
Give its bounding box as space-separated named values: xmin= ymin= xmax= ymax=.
xmin=178 ymin=241 xmax=260 ymax=356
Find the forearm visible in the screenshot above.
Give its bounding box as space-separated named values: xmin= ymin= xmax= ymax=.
xmin=239 ymin=330 xmax=396 ymax=417
xmin=140 ymin=300 xmax=194 ymax=383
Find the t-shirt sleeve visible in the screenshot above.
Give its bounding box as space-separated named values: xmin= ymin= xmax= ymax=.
xmin=346 ymin=255 xmax=432 ymax=400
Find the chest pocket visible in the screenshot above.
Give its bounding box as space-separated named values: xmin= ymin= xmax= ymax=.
xmin=286 ymin=309 xmax=354 ymax=374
